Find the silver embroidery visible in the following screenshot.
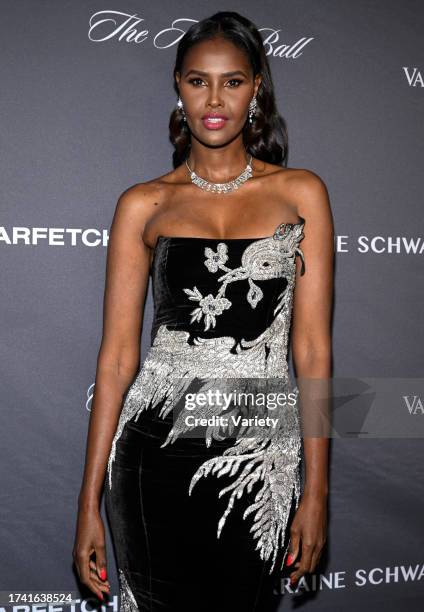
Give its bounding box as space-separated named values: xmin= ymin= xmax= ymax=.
xmin=183 ymin=224 xmax=304 ymax=330
xmin=189 ymin=413 xmax=302 ymax=572
xmin=107 ymin=220 xmax=306 ymax=573
xmin=118 ymin=568 xmax=138 ymax=611
xmin=183 ymin=287 xmax=231 ymax=330
xmin=204 ymin=242 xmax=229 ymax=271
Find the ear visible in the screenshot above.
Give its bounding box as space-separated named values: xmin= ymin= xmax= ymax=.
xmin=253 ymin=73 xmax=262 ymax=97
xmin=175 ymin=71 xmax=181 ymax=86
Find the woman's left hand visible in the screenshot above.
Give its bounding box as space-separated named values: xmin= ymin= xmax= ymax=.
xmin=285 ymin=490 xmax=328 ymax=586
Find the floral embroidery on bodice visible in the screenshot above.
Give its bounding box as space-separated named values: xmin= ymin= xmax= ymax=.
xmin=183 ymin=220 xmax=305 ymax=330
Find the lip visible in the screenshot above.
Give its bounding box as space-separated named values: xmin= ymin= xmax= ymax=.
xmin=202 ymin=114 xmax=228 ymax=130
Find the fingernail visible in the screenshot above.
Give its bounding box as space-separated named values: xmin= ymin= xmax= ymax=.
xmin=100 ymin=568 xmax=107 ymax=580
xmin=286 ymin=553 xmax=293 ymax=566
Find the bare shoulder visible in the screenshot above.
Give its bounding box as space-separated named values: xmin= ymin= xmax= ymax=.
xmin=111 ymin=176 xmax=171 ymax=229
xmin=279 ymin=168 xmax=333 ymax=227
xmin=254 ymin=160 xmax=333 ymax=229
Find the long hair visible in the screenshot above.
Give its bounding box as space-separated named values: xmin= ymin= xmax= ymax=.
xmin=169 ymin=11 xmax=289 ymax=169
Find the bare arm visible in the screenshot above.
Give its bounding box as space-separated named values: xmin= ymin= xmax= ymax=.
xmin=78 ymin=186 xmax=152 ymax=509
xmin=73 ymin=184 xmax=154 ymax=598
xmin=292 ymin=170 xmax=333 ymax=496
xmin=286 ymin=170 xmax=334 ymax=584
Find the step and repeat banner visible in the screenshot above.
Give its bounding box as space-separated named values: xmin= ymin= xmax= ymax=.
xmin=1 ymin=1 xmax=423 ymax=610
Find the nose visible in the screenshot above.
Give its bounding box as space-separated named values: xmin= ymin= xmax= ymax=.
xmin=207 ymin=83 xmax=224 ymax=109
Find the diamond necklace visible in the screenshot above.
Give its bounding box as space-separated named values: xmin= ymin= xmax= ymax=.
xmin=185 ymin=154 xmax=253 ymax=193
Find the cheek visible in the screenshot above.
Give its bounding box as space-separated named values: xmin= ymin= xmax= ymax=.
xmin=234 ymin=95 xmax=252 ymax=114
xmin=233 ymin=103 xmax=250 ymax=120
xmin=186 ymin=95 xmax=208 ymax=113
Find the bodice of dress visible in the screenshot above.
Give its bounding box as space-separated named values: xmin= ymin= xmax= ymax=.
xmin=147 ymin=217 xmax=305 ymax=373
xmin=150 ymin=225 xmax=304 ymax=349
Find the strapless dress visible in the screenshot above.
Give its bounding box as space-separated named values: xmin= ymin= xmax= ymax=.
xmin=104 ymin=217 xmax=306 ymax=611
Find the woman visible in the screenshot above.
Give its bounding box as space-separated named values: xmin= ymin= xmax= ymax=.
xmin=73 ymin=11 xmax=333 ymax=611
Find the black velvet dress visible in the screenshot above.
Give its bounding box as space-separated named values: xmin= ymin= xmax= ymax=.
xmin=104 ymin=217 xmax=306 ymax=611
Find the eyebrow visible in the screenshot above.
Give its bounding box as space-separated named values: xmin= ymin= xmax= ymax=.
xmin=183 ymin=69 xmax=248 ymax=78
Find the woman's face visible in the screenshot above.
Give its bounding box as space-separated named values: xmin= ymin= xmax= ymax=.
xmin=175 ymin=37 xmax=261 ymax=146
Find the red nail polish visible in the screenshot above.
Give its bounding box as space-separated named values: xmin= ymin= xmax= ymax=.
xmin=100 ymin=568 xmax=107 ymax=580
xmin=286 ymin=553 xmax=293 ymax=566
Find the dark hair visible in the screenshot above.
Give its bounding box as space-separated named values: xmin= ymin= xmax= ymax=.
xmin=169 ymin=11 xmax=289 ymax=169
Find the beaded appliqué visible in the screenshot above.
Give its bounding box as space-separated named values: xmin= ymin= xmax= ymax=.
xmin=107 ymin=219 xmax=305 ymax=573
xmin=118 ymin=568 xmax=138 ymax=611
xmin=183 ymin=221 xmax=305 ymax=331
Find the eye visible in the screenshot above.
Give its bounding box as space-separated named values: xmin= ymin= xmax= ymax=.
xmin=188 ymin=77 xmax=205 ymax=87
xmin=226 ymin=79 xmax=243 ymax=87
xmin=187 ymin=77 xmax=244 ymax=88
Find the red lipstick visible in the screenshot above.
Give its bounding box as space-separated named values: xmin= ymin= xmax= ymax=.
xmin=202 ymin=113 xmax=228 ymax=130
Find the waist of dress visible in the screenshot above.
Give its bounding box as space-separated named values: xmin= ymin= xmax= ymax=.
xmin=151 ymin=332 xmax=240 ymax=353
xmin=143 ymin=323 xmax=290 ymax=381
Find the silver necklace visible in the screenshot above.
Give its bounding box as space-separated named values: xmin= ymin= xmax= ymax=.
xmin=185 ymin=154 xmax=253 ymax=193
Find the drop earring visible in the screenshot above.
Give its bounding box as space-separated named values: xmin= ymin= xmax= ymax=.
xmin=177 ymin=96 xmax=186 ymax=122
xmin=248 ymin=96 xmax=257 ymax=124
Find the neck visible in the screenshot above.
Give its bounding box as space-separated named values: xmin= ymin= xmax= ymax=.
xmin=186 ymin=141 xmax=251 ymax=183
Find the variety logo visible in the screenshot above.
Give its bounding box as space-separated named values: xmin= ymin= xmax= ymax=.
xmin=88 ymin=12 xmax=314 ymax=58
xmin=403 ymin=395 xmax=424 ymax=415
xmin=403 ymin=67 xmax=423 ymax=87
